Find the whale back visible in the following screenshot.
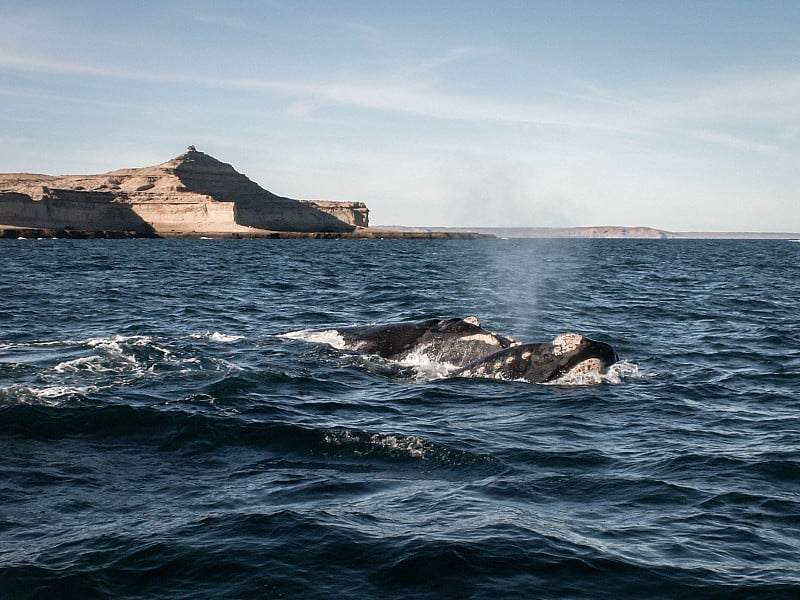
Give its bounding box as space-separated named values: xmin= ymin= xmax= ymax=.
xmin=337 ymin=317 xmax=515 ymax=367
xmin=338 ymin=318 xmax=443 ymax=357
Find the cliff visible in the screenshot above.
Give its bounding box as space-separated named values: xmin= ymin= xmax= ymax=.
xmin=0 ymin=147 xmax=369 ymax=236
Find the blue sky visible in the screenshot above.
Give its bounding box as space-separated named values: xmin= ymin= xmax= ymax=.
xmin=1 ymin=0 xmax=799 ymax=231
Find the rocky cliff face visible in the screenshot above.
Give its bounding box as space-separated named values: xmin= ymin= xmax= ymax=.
xmin=0 ymin=148 xmax=369 ymax=236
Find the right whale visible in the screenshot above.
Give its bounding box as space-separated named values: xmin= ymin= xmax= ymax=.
xmin=457 ymin=332 xmax=618 ymax=383
xmin=285 ymin=317 xmax=618 ymax=384
xmin=334 ymin=316 xmax=516 ymax=367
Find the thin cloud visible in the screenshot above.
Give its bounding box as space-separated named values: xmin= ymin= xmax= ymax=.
xmin=0 ymin=86 xmax=146 ymax=111
xmin=644 ymin=67 xmax=800 ymax=124
xmin=187 ymin=11 xmax=256 ymax=31
xmin=340 ymin=21 xmax=385 ymax=40
xmin=314 ymin=81 xmax=637 ymax=132
xmin=692 ymin=130 xmax=777 ymax=154
xmin=0 ymin=50 xmax=639 ymax=133
xmin=3 ymin=49 xmax=800 ymax=147
xmin=405 ymin=45 xmax=504 ymax=77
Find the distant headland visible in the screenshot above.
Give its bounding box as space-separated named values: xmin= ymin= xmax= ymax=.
xmin=375 ymin=226 xmax=800 ymax=240
xmin=0 ymin=147 xmax=485 ymax=240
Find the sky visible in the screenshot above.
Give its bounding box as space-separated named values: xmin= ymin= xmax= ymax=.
xmin=1 ymin=0 xmax=799 ymax=231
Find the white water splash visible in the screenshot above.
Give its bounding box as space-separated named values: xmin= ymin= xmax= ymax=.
xmin=323 ymin=430 xmax=433 ymax=459
xmin=53 ymin=335 xmax=170 ymax=374
xmin=191 ymin=332 xmax=246 ymax=343
xmin=3 ymin=334 xmax=240 ymax=393
xmin=368 ymin=433 xmax=431 ymax=458
xmin=0 ymin=383 xmax=97 ymax=407
xmin=398 ymin=351 xmax=460 ymax=380
xmin=548 ymin=360 xmax=648 ymax=386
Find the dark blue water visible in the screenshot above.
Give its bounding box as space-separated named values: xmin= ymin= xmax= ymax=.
xmin=1 ymin=238 xmax=799 ymax=599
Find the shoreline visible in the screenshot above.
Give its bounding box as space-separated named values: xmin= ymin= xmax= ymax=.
xmin=373 ymin=226 xmax=800 ymax=240
xmin=3 ymin=225 xmax=798 ymax=241
xmin=0 ymin=226 xmax=493 ymax=240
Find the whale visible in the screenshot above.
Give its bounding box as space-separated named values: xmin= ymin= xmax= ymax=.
xmin=286 ymin=318 xmax=618 ymax=383
xmin=457 ymin=332 xmax=618 ymax=383
xmin=333 ymin=316 xmax=517 ymax=367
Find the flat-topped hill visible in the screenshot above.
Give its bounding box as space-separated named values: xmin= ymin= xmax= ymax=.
xmin=0 ymin=147 xmax=369 ymax=236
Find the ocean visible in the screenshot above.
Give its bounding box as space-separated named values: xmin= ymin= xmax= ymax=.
xmin=1 ymin=238 xmax=798 ymax=599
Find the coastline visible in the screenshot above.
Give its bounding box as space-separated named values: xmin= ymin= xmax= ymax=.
xmin=0 ymin=226 xmax=493 ymax=240
xmin=4 ymin=224 xmax=798 ymax=241
xmin=373 ymin=226 xmax=800 ymax=240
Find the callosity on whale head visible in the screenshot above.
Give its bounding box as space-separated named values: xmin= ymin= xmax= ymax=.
xmin=457 ymin=332 xmax=618 ymax=383
xmin=335 ymin=316 xmax=516 ymax=368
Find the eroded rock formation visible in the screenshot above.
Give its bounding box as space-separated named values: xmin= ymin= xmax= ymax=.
xmin=0 ymin=147 xmax=369 ymax=236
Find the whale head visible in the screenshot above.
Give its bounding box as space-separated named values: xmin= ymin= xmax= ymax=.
xmin=457 ymin=332 xmax=618 ymax=383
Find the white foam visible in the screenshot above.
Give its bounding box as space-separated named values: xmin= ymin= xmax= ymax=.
xmin=606 ymin=360 xmax=651 ymax=382
xmin=548 ymin=360 xmax=647 ymax=386
xmin=398 ymin=351 xmax=459 ymax=380
xmin=36 ymin=385 xmax=94 ymax=399
xmin=54 ymin=355 xmax=118 ymax=373
xmin=280 ymin=329 xmax=347 ymax=350
xmin=84 ymin=334 xmax=166 ymax=352
xmin=1 ymin=384 xmax=96 ymax=406
xmin=547 ymin=369 xmax=606 ymax=386
xmin=368 ymin=433 xmax=431 ymax=458
xmin=208 ymin=358 xmax=245 ymax=372
xmin=51 ymin=335 xmax=173 ymax=376
xmin=0 ymin=339 xmax=75 ymax=350
xmin=323 ymin=430 xmax=433 ymax=459
xmin=191 ymin=332 xmax=245 ymax=343
xmin=210 ymin=332 xmax=244 ymax=343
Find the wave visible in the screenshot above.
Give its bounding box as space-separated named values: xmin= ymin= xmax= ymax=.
xmin=321 ymin=429 xmax=496 ymax=468
xmin=0 ymin=403 xmax=499 ymax=471
xmin=6 ymin=508 xmax=797 ymax=599
xmin=53 ymin=335 xmax=168 ymax=374
xmin=0 ymin=384 xmax=97 ymax=407
xmin=0 ymin=334 xmax=246 ymax=407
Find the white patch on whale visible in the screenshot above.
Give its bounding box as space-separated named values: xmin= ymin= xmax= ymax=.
xmin=457 ymin=333 xmax=506 ymax=345
xmin=552 ymin=332 xmax=583 ymax=356
xmin=280 ymin=329 xmax=347 ymax=349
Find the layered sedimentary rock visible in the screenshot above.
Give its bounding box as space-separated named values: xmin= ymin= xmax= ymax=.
xmin=0 ymin=147 xmax=369 ymax=236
